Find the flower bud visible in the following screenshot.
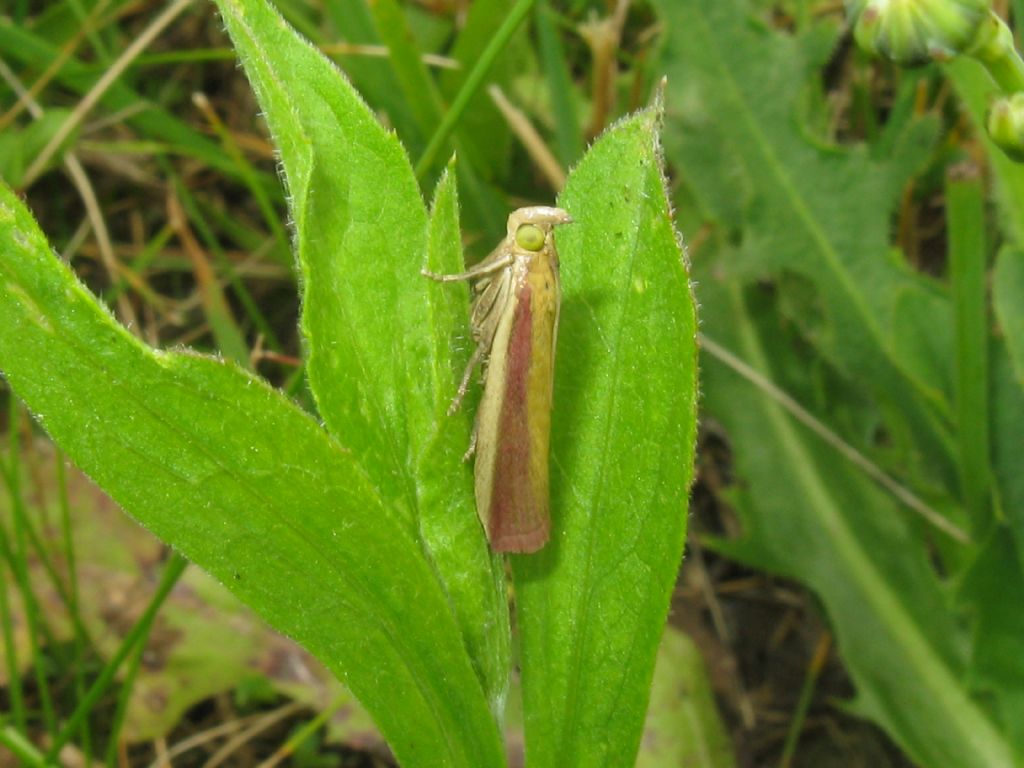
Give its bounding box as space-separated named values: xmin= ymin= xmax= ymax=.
xmin=987 ymin=93 xmax=1024 ymax=161
xmin=846 ymin=0 xmax=991 ymax=66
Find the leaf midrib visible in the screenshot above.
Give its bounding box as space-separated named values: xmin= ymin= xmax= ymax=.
xmin=729 ymin=282 xmax=1014 ymax=766
xmin=690 ymin=6 xmax=893 ymax=372
xmin=559 ymin=128 xmax=653 ymax=765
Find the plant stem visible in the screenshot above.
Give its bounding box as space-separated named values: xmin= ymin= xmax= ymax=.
xmin=946 ymin=161 xmax=993 ymax=532
xmin=415 ymin=0 xmax=536 ymax=180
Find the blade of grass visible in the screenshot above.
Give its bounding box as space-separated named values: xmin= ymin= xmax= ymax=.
xmin=169 ymin=173 xmax=282 ymax=353
xmin=253 ymin=692 xmax=350 ymax=768
xmin=0 ymin=19 xmax=272 ymax=189
xmin=437 ymin=0 xmax=516 ymax=177
xmin=191 ymin=92 xmax=291 ymax=259
xmin=166 ymin=184 xmax=251 ymax=367
xmin=367 ymin=0 xmax=445 ymax=138
xmin=535 ymin=0 xmax=583 ymax=167
xmin=779 ymin=632 xmax=832 ymax=767
xmin=54 ymin=452 xmax=94 ymax=763
xmin=2 ymin=400 xmax=57 ymax=736
xmin=357 ymin=0 xmax=510 ymax=236
xmin=22 ymin=0 xmax=197 ymax=186
xmin=44 ymin=553 xmax=189 ymax=762
xmin=414 ymin=0 xmax=535 ymax=180
xmin=0 ymin=549 xmax=26 ymax=733
xmin=0 ymin=725 xmax=54 ymax=768
xmin=62 ymin=0 xmax=112 ymax=63
xmin=102 ymin=615 xmax=148 ymax=766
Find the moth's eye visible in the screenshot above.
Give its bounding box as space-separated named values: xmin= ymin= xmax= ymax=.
xmin=515 ymin=223 xmax=546 ymax=251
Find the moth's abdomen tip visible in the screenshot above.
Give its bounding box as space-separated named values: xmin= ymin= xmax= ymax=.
xmin=489 ymin=524 xmax=550 ymax=554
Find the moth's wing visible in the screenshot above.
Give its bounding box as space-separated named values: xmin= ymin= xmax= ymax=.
xmin=471 ymin=268 xmax=510 ymax=344
xmin=474 ymin=254 xmax=557 ymax=553
xmin=445 ymin=247 xmax=513 ymax=412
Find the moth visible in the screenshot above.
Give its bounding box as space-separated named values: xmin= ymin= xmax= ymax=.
xmin=423 ymin=206 xmax=573 ymax=553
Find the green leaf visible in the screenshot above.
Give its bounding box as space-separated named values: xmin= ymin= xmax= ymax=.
xmin=947 ymin=58 xmax=1024 ymax=247
xmin=421 ymin=163 xmax=512 ymax=715
xmin=215 ymin=0 xmax=425 ymax=511
xmin=653 ymin=2 xmax=1023 ymax=762
xmin=994 ymin=246 xmax=1024 ymax=385
xmin=0 ymin=182 xmax=505 ymax=767
xmin=513 ymin=106 xmax=699 ymax=767
xmin=211 ymin=0 xmax=510 ymax=718
xmin=697 ymin=275 xmax=1016 ymax=768
xmin=960 ymin=530 xmax=1024 ymax=750
xmin=637 ymin=628 xmax=736 ymax=768
xmin=947 ymin=167 xmax=992 ymax=531
xmin=439 ymin=0 xmax=519 ymax=178
xmin=652 ymin=0 xmax=958 ymax=490
xmin=0 ymin=110 xmax=76 ymax=188
xmin=363 ymin=0 xmax=445 ymax=143
xmin=322 ymin=1 xmax=426 ymax=155
xmin=992 ymin=344 xmax=1024 ymax=537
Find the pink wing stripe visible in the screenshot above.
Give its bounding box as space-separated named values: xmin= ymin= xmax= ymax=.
xmin=488 ymin=282 xmax=549 ymax=552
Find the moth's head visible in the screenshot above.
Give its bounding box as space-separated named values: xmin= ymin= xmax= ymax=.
xmin=507 ymin=206 xmax=573 ymax=253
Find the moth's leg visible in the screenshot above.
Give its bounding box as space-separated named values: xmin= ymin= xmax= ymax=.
xmin=445 ymin=268 xmax=509 ymax=415
xmin=470 ymin=272 xmax=508 ymax=338
xmin=463 ymin=419 xmax=478 ymax=461
xmin=421 ymin=252 xmax=514 ymax=283
xmin=448 ymin=342 xmax=486 ymax=415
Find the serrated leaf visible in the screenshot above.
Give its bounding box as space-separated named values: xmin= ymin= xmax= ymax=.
xmin=513 ymin=107 xmax=698 ymax=768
